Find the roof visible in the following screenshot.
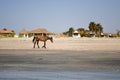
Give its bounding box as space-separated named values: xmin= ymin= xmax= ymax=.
xmin=0 ymin=29 xmax=14 ymax=34
xmin=19 ymin=29 xmax=28 ymax=34
xmin=73 ymin=31 xmax=79 ymax=33
xmin=29 ymin=28 xmax=53 ymax=34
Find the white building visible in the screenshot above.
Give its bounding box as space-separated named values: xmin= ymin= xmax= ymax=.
xmin=72 ymin=31 xmax=81 ymax=38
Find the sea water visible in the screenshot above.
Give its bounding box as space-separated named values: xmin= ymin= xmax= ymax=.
xmin=0 ymin=70 xmax=120 ymax=80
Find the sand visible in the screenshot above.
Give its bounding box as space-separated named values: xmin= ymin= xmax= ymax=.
xmin=0 ymin=37 xmax=120 ymax=71
xmin=0 ymin=49 xmax=120 ymax=71
xmin=0 ymin=37 xmax=120 ymax=79
xmin=0 ymin=37 xmax=120 ymax=51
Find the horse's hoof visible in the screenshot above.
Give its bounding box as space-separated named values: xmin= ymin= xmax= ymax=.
xmin=42 ymin=46 xmax=46 ymax=49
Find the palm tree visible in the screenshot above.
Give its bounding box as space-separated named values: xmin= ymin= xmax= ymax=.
xmin=88 ymin=22 xmax=103 ymax=37
xmin=88 ymin=22 xmax=96 ymax=33
xmin=88 ymin=22 xmax=96 ymax=37
xmin=77 ymin=28 xmax=85 ymax=37
xmin=96 ymin=23 xmax=103 ymax=37
xmin=68 ymin=27 xmax=74 ymax=37
xmin=117 ymin=30 xmax=120 ymax=37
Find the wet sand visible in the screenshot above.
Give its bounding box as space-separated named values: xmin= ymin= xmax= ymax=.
xmin=0 ymin=50 xmax=120 ymax=80
xmin=0 ymin=49 xmax=120 ymax=72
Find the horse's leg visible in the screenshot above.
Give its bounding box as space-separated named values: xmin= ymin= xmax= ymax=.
xmin=44 ymin=41 xmax=46 ymax=48
xmin=42 ymin=41 xmax=46 ymax=48
xmin=37 ymin=41 xmax=39 ymax=48
xmin=33 ymin=41 xmax=36 ymax=48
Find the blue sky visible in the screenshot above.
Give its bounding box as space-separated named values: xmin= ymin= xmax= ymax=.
xmin=0 ymin=0 xmax=120 ymax=34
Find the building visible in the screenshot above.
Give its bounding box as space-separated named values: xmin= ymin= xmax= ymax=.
xmin=0 ymin=29 xmax=15 ymax=37
xmin=72 ymin=31 xmax=81 ymax=38
xmin=29 ymin=28 xmax=53 ymax=37
xmin=19 ymin=29 xmax=28 ymax=38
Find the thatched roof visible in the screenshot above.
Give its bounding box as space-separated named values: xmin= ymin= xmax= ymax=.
xmin=0 ymin=29 xmax=14 ymax=34
xmin=19 ymin=29 xmax=28 ymax=34
xmin=29 ymin=28 xmax=53 ymax=34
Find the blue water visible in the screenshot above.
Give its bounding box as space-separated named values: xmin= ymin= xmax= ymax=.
xmin=0 ymin=71 xmax=120 ymax=80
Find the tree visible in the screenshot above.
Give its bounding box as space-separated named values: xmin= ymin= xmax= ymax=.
xmin=117 ymin=30 xmax=120 ymax=37
xmin=88 ymin=22 xmax=96 ymax=33
xmin=88 ymin=22 xmax=103 ymax=37
xmin=63 ymin=31 xmax=69 ymax=35
xmin=12 ymin=30 xmax=15 ymax=33
xmin=68 ymin=27 xmax=74 ymax=37
xmin=96 ymin=24 xmax=103 ymax=33
xmin=3 ymin=28 xmax=7 ymax=31
xmin=96 ymin=23 xmax=103 ymax=37
xmin=77 ymin=28 xmax=85 ymax=37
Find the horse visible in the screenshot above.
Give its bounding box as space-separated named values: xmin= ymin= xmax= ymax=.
xmin=32 ymin=36 xmax=53 ymax=48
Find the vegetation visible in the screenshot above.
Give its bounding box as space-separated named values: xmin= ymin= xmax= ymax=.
xmin=0 ymin=28 xmax=15 ymax=37
xmin=63 ymin=27 xmax=74 ymax=37
xmin=19 ymin=34 xmax=24 ymax=38
xmin=1 ymin=22 xmax=119 ymax=38
xmin=68 ymin=27 xmax=74 ymax=37
xmin=117 ymin=30 xmax=120 ymax=37
xmin=3 ymin=28 xmax=7 ymax=31
xmin=88 ymin=22 xmax=103 ymax=37
xmin=63 ymin=21 xmax=104 ymax=37
xmin=77 ymin=28 xmax=85 ymax=37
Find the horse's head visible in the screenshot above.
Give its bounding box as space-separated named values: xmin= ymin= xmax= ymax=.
xmin=50 ymin=37 xmax=53 ymax=43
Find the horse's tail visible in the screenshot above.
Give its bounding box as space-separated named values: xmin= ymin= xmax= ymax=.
xmin=32 ymin=36 xmax=35 ymax=43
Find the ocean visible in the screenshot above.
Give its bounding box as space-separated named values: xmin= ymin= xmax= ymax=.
xmin=0 ymin=70 xmax=120 ymax=80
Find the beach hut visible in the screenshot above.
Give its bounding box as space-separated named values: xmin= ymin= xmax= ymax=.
xmin=72 ymin=31 xmax=81 ymax=38
xmin=0 ymin=29 xmax=15 ymax=37
xmin=29 ymin=28 xmax=53 ymax=37
xmin=19 ymin=29 xmax=28 ymax=38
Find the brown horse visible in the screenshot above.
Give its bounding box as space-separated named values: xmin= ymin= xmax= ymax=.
xmin=32 ymin=36 xmax=53 ymax=48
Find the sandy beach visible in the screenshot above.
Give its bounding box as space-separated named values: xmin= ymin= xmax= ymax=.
xmin=0 ymin=37 xmax=120 ymax=80
xmin=0 ymin=37 xmax=120 ymax=51
xmin=0 ymin=37 xmax=120 ymax=71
